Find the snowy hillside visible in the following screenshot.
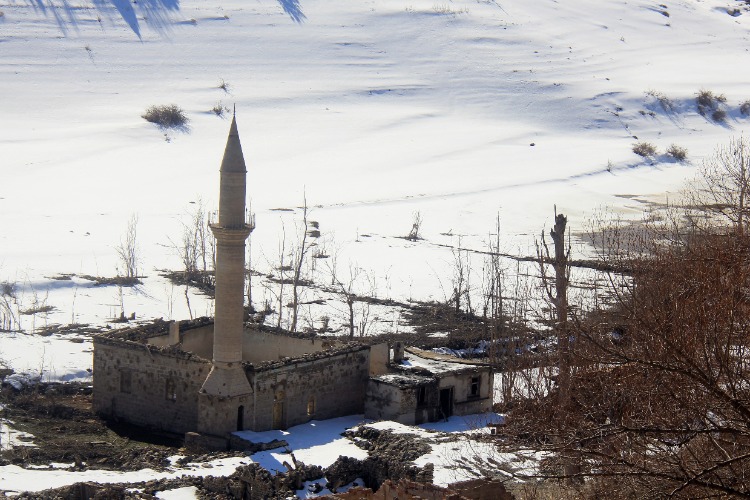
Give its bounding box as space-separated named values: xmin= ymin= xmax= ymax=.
xmin=1 ymin=0 xmax=749 ymax=373
xmin=1 ymin=0 xmax=750 ymax=495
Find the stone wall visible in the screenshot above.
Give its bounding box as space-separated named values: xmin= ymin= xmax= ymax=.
xmin=438 ymin=369 xmax=493 ymax=416
xmin=147 ymin=324 xmax=340 ymax=364
xmin=365 ymin=378 xmax=439 ymax=425
xmin=365 ymin=367 xmax=493 ymax=424
xmin=369 ymin=343 xmax=390 ymax=376
xmin=92 ymin=337 xmax=209 ymax=434
xmin=249 ymin=346 xmax=370 ymax=431
xmin=365 ymin=379 xmax=407 ymax=423
xmin=242 ymin=330 xmax=332 ymax=363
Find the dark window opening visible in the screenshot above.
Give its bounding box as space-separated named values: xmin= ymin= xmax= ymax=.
xmin=237 ymin=405 xmax=244 ymax=431
xmin=470 ymin=376 xmax=480 ymax=397
xmin=439 ymin=388 xmax=453 ymax=419
xmin=120 ymin=370 xmax=132 ymax=394
xmin=417 ymin=386 xmax=427 ymax=406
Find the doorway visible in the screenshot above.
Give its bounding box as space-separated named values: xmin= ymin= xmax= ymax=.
xmin=273 ymin=401 xmax=286 ymax=429
xmin=439 ymin=388 xmax=453 ymax=420
xmin=237 ymin=405 xmax=244 ymax=431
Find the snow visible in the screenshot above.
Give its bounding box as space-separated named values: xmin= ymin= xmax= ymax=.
xmin=235 ymin=415 xmax=370 ymax=472
xmin=0 ymin=331 xmax=93 ymax=384
xmin=2 ymin=1 xmax=748 ymax=356
xmin=296 ymin=478 xmax=364 ymax=499
xmin=156 ymin=486 xmax=199 ymax=499
xmin=0 ymin=455 xmax=250 ymax=495
xmin=1 ymin=0 xmax=749 ymax=491
xmin=399 ymin=352 xmax=477 ymax=374
xmin=0 ymin=419 xmax=36 ymax=451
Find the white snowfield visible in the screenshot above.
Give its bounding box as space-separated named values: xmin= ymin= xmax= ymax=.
xmin=0 ymin=0 xmax=748 ymax=494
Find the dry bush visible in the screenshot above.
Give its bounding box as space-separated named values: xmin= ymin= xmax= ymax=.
xmin=696 ymin=89 xmax=727 ymax=117
xmin=740 ymin=100 xmax=750 ymax=116
xmin=666 ymin=143 xmax=688 ymax=161
xmin=712 ymin=108 xmax=727 ymax=122
xmin=218 ymin=78 xmax=230 ymax=93
xmin=211 ymin=102 xmax=230 ymax=117
xmin=632 ymin=141 xmax=657 ymax=157
xmin=696 ymin=89 xmax=715 ymax=108
xmin=645 ymin=89 xmax=674 ymax=112
xmin=496 ymin=137 xmax=750 ymax=497
xmin=142 ymin=104 xmax=188 ymax=129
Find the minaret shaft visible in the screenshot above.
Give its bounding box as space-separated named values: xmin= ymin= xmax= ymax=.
xmin=211 ymin=228 xmax=250 ymax=366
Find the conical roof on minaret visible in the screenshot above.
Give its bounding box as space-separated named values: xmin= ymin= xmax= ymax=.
xmin=220 ymin=114 xmax=247 ymax=173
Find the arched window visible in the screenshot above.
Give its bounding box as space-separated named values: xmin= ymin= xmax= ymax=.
xmin=165 ymin=378 xmax=177 ymax=401
xmin=307 ymin=396 xmax=316 ymax=416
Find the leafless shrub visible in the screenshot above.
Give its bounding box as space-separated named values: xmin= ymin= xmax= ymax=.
xmin=0 ymin=281 xmax=19 ymax=331
xmin=632 ymin=141 xmax=657 ymax=157
xmin=741 ymin=101 xmax=750 ymax=116
xmin=211 ymin=102 xmax=230 ymax=117
xmin=431 ymin=4 xmax=469 ymax=14
xmin=666 ymin=144 xmax=688 ymax=162
xmin=696 ymin=89 xmax=716 ymax=109
xmin=218 ymin=79 xmax=231 ymax=93
xmin=142 ymin=104 xmax=188 ymax=129
xmin=645 ymin=89 xmax=674 ymax=112
xmin=406 ymin=211 xmax=423 ymax=241
xmin=696 ymin=89 xmax=727 ymax=118
xmin=712 ymin=108 xmax=727 ymax=122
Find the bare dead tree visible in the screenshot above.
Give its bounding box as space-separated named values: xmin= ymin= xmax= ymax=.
xmin=537 ymin=208 xmax=571 ymax=408
xmin=327 ymin=261 xmax=373 ymax=338
xmin=496 ymin=149 xmax=750 ymax=496
xmin=116 ymin=214 xmax=139 ymax=280
xmin=289 ymin=195 xmax=318 ymax=333
xmin=246 ymin=226 xmax=254 ymax=312
xmin=276 ymin=226 xmax=287 ymax=330
xmin=691 ymin=135 xmax=750 ymax=236
xmin=481 ymin=214 xmax=504 ymax=362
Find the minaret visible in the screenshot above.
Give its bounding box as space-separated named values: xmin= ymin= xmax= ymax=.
xmin=200 ymin=114 xmax=254 ymax=397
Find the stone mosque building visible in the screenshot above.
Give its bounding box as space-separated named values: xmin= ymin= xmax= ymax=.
xmin=92 ymin=116 xmax=493 ymax=449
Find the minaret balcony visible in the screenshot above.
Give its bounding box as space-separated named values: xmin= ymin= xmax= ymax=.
xmin=209 ymin=211 xmax=255 ymax=241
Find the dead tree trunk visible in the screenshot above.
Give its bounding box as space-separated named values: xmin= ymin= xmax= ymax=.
xmin=550 ymin=212 xmax=570 ymax=409
xmin=290 ymin=198 xmax=309 ymax=333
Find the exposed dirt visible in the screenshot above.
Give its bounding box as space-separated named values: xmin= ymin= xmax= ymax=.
xmin=0 ymin=383 xmax=180 ymax=471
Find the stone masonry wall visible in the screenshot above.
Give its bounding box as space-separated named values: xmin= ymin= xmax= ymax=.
xmin=439 ymin=369 xmax=493 ymax=416
xmin=93 ymin=338 xmax=210 ymax=434
xmin=249 ymin=347 xmax=370 ymax=431
xmin=364 ymin=380 xmax=407 ymax=423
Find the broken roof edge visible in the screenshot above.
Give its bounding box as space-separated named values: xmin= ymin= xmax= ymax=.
xmin=405 ymin=346 xmax=492 ymax=367
xmin=371 ymin=373 xmax=436 ymax=388
xmin=93 ymin=335 xmax=211 ymax=363
xmin=244 ymin=343 xmax=370 ymax=372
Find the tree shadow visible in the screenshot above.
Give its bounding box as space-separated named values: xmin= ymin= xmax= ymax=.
xmin=21 ymin=0 xmax=180 ymax=39
xmin=94 ymin=0 xmax=180 ymax=39
xmin=278 ymin=0 xmax=306 ymax=23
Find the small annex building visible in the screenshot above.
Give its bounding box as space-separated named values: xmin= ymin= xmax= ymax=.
xmin=92 ymin=116 xmax=493 ymax=449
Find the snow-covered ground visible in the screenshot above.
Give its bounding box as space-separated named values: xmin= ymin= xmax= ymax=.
xmin=0 ymin=454 xmax=252 ymax=495
xmin=3 ymin=0 xmax=749 ymax=358
xmin=1 ymin=0 xmax=749 ymax=493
